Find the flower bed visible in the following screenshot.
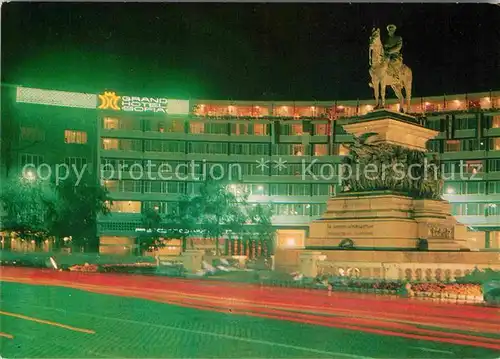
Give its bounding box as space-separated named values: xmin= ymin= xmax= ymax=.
xmin=68 ymin=263 xmax=99 ymax=272
xmin=99 ymin=263 xmax=158 ymax=274
xmin=410 ymin=282 xmax=482 ymax=297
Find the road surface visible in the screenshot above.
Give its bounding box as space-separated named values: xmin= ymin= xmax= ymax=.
xmin=1 ymin=267 xmax=499 ymax=358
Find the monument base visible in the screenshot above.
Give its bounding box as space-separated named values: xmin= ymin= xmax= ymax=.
xmin=274 ymin=248 xmax=500 ymax=281
xmin=307 ymin=191 xmax=468 ymax=251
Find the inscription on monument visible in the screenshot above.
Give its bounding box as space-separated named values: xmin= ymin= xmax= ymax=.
xmin=427 ymin=224 xmax=454 ymax=239
xmin=327 ymin=223 xmax=374 ymax=237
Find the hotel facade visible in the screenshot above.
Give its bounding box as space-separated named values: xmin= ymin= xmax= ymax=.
xmin=2 ymin=85 xmax=500 ymax=254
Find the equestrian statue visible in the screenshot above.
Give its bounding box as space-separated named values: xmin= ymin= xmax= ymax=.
xmin=369 ymin=24 xmax=413 ymax=113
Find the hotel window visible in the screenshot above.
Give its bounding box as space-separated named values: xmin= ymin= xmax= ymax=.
xmin=103 ymin=180 xmax=119 ymax=192
xmin=189 ymin=122 xmax=204 ymax=134
xmin=311 ymin=204 xmax=327 ymax=216
xmin=103 ymin=117 xmax=120 ymax=130
xmin=444 ymin=182 xmax=461 ymax=195
xmin=101 ymin=158 xmax=116 ymax=168
xmin=142 ymin=201 xmax=177 ymax=215
xmin=19 ymin=153 xmax=44 ymax=167
xmin=145 ymin=140 xmax=184 ymax=153
xmin=254 ymin=123 xmax=268 ymax=135
xmin=64 ymin=157 xmax=88 ymax=171
xmin=102 ymin=138 xmax=119 ymax=150
xmin=122 ymin=180 xmax=142 ymax=193
xmin=484 ymin=203 xmax=500 ymax=216
xmin=143 ymin=181 xmax=161 ymax=193
xmin=451 ymin=203 xmax=464 ymax=216
xmin=462 ymin=203 xmax=478 ymax=215
xmin=460 ymin=139 xmax=480 ymax=151
xmin=212 ymin=162 xmax=229 ymax=176
xmin=64 ymin=130 xmax=87 ymax=144
xmin=314 ymin=144 xmax=328 ymax=156
xmin=463 ymin=160 xmax=484 ymax=175
xmin=188 ymin=142 xmax=227 ymax=155
xmin=143 ymin=201 xmax=166 ymax=214
xmin=110 ymin=201 xmax=141 ymax=213
xmin=164 ymin=141 xmax=185 ymax=153
xmin=231 ymin=123 xmax=250 ymax=135
xmin=231 ymin=143 xmax=249 ymax=155
xmin=271 ymin=162 xmax=302 ymax=176
xmin=489 ymin=138 xmax=500 ymax=151
xmin=232 ymin=143 xmax=268 ymax=155
xmin=291 ymin=123 xmax=303 ymax=135
xmin=282 ymin=123 xmax=303 ymax=135
xmin=204 ymin=123 xmax=228 ymax=135
xmin=445 ymin=140 xmax=460 ymax=152
xmin=161 ymin=181 xmax=186 ymax=194
xmin=310 ymin=162 xmax=336 ymax=177
xmin=249 ymin=143 xmax=268 ymax=155
xmin=273 ymin=203 xmax=308 ymax=216
xmin=247 ymin=184 xmax=267 ymax=195
xmin=455 ymin=117 xmax=476 ymax=130
xmin=425 ymin=120 xmax=441 ymax=131
xmin=488 ymin=159 xmax=500 ymax=172
xmin=187 ymin=182 xmax=202 ymax=196
xmin=491 ymin=115 xmax=500 ymax=129
xmin=292 ymin=144 xmax=304 ymax=156
xmin=465 ymin=181 xmax=486 ymax=194
xmin=426 ymin=140 xmax=440 ymax=153
xmin=312 ymin=184 xmax=334 ymax=196
xmin=270 ymin=184 xmax=310 ymax=196
xmin=245 ymin=162 xmax=266 ymax=175
xmin=488 ymin=181 xmax=500 ymax=194
xmin=116 ymin=159 xmax=142 ymax=169
xmin=120 ymin=139 xmax=142 ymax=151
xmin=442 ymin=160 xmax=460 ymax=174
xmin=20 ymin=126 xmax=45 ymax=142
xmin=314 ymin=123 xmax=329 ymax=135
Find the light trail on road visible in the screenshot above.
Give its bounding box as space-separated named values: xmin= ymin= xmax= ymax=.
xmin=2 ymin=267 xmax=499 ymax=351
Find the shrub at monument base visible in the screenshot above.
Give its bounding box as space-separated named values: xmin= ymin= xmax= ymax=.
xmin=411 ymin=282 xmax=482 ymax=297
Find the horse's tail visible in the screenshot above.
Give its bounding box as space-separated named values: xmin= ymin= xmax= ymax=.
xmin=369 ymin=82 xmax=373 ymax=88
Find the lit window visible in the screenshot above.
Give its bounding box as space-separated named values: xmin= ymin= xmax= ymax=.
xmin=103 ymin=117 xmax=120 ymax=130
xmin=110 ymin=201 xmax=141 ymax=213
xmin=490 ymin=138 xmax=500 ymax=151
xmin=314 ymin=144 xmax=328 ymax=156
xmin=64 ymin=130 xmax=87 ymax=144
xmin=492 ymin=116 xmax=500 ymax=129
xmin=293 ymin=144 xmax=304 ymax=156
xmin=102 ymin=138 xmax=119 ymax=150
xmin=190 ymin=122 xmax=204 ymax=134
xmin=445 ymin=140 xmax=460 ymax=152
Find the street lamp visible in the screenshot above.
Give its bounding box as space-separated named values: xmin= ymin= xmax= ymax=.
xmin=23 ymin=169 xmax=36 ymax=182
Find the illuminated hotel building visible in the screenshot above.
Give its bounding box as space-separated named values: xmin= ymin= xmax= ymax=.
xmin=2 ymin=85 xmax=500 ymax=253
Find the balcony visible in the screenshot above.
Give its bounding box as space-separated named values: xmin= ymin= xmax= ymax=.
xmin=272 ymin=215 xmax=311 ymax=226
xmin=443 ymin=193 xmax=500 ymax=203
xmin=455 ymin=215 xmax=500 ymax=227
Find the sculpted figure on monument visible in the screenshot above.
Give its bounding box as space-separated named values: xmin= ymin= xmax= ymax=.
xmin=369 ymin=25 xmax=413 ymax=113
xmin=383 ymin=24 xmax=403 ymax=80
xmin=340 ymin=133 xmax=442 ymax=200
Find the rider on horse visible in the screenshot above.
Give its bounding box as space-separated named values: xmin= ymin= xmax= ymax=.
xmin=384 ymin=24 xmax=403 ymax=81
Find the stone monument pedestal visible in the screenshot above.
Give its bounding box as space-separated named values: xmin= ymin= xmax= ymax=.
xmin=275 ymin=109 xmax=489 ymax=279
xmin=307 ymin=192 xmax=468 ymax=251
